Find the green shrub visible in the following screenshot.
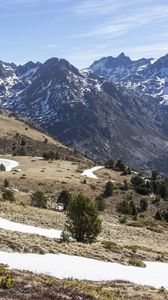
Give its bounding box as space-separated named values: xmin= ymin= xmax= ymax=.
xmin=122 ymin=179 xmax=129 ymax=191
xmin=140 ymin=198 xmax=149 ymax=212
xmin=155 ymin=209 xmax=168 ymax=222
xmin=2 ymin=190 xmax=15 ymax=202
xmin=0 ymin=164 xmax=6 ymax=171
xmin=119 ymin=215 xmax=127 ymax=224
xmin=95 ymin=195 xmax=106 ymax=211
xmin=0 ymin=275 xmax=13 ymax=289
xmin=104 ymin=181 xmax=114 ymax=197
xmin=102 ymin=241 xmax=117 ymax=251
xmin=128 ymin=258 xmax=146 ymax=268
xmin=117 ymin=200 xmax=137 ymax=216
xmin=31 ymin=191 xmax=47 ymax=208
xmin=126 ymin=192 xmax=133 ymax=201
xmin=0 ymin=266 xmax=13 ymax=290
xmin=115 ymin=160 xmax=126 ymax=172
xmin=151 ymin=170 xmax=158 ymax=180
xmin=43 ymin=151 xmax=60 ymax=160
xmin=57 ymin=190 xmax=72 ymax=210
xmin=60 ymin=231 xmax=70 ymax=242
xmin=131 ymin=175 xmax=144 ymax=186
xmin=3 ymin=179 xmax=9 ymax=188
xmin=155 ymin=195 xmax=161 ymax=203
xmin=105 ymin=159 xmax=115 ymax=169
xmin=122 ymin=167 xmax=132 ymax=176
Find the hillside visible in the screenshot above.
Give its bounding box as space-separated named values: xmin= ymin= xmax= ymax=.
xmin=1 ymin=59 xmax=168 ymax=174
xmin=0 ymin=109 xmax=88 ymax=163
xmin=0 ymin=153 xmax=168 ymax=298
xmin=0 ymin=113 xmax=168 ymax=298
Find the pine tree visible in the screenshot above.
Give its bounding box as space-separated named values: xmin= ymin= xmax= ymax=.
xmin=66 ymin=194 xmax=101 ymax=243
xmin=105 ymin=181 xmax=114 ymax=197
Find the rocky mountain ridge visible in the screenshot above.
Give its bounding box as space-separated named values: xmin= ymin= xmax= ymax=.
xmin=0 ymin=56 xmax=168 ymax=174
xmin=90 ymin=53 xmax=168 ymax=104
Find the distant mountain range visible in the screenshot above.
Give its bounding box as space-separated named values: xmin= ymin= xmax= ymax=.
xmin=90 ymin=52 xmax=168 ymax=104
xmin=0 ymin=54 xmax=168 ymax=174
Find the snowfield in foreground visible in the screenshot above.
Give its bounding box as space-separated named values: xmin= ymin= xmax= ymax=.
xmin=0 ymin=158 xmax=19 ymax=171
xmin=0 ymin=217 xmax=62 ymax=239
xmin=0 ymin=251 xmax=168 ymax=288
xmin=82 ymin=166 xmax=104 ymax=179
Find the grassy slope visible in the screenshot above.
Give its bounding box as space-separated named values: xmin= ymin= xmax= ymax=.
xmin=0 ymin=111 xmax=168 ymax=298
xmin=0 ymin=111 xmax=89 ymax=163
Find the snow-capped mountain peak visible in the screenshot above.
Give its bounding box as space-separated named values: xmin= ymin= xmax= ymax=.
xmin=90 ymin=53 xmax=168 ymax=104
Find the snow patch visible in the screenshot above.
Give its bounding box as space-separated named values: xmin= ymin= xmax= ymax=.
xmin=0 ymin=159 xmax=19 ymax=171
xmin=0 ymin=251 xmax=168 ymax=288
xmin=0 ymin=217 xmax=61 ymax=239
xmin=82 ymin=166 xmax=104 ymax=179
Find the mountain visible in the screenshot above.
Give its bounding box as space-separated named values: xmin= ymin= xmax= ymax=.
xmin=1 ymin=57 xmax=168 ymax=174
xmin=90 ymin=53 xmax=168 ymax=104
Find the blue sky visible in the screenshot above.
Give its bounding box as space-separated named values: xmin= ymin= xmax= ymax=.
xmin=0 ymin=0 xmax=168 ymax=67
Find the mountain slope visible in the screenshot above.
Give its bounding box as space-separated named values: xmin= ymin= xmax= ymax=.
xmin=0 ymin=109 xmax=87 ymax=162
xmin=1 ymin=58 xmax=168 ymax=173
xmin=90 ymin=53 xmax=168 ymax=104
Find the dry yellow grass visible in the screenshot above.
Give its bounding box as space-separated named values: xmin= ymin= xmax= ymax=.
xmin=2 ymin=268 xmax=168 ymax=300
xmin=0 ymin=114 xmax=64 ymax=147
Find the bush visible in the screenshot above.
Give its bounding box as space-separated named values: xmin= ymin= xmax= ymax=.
xmin=4 ymin=179 xmax=9 ymax=188
xmin=0 ymin=266 xmax=13 ymax=289
xmin=104 ymin=181 xmax=114 ymax=197
xmin=57 ymin=190 xmax=72 ymax=210
xmin=60 ymin=230 xmax=70 ymax=242
xmin=2 ymin=190 xmax=15 ymax=202
xmin=31 ymin=191 xmax=47 ymax=208
xmin=155 ymin=210 xmax=163 ymax=220
xmin=119 ymin=215 xmax=127 ymax=224
xmin=0 ymin=164 xmax=6 ymax=171
xmin=43 ymin=151 xmax=60 ymax=160
xmin=122 ymin=167 xmax=132 ymax=176
xmin=0 ymin=275 xmax=13 ymax=289
xmin=102 ymin=241 xmax=117 ymax=251
xmin=131 ymin=175 xmax=144 ymax=186
xmin=122 ymin=180 xmax=129 ymax=191
xmin=105 ymin=159 xmax=115 ymax=169
xmin=117 ymin=200 xmax=137 ymax=216
xmin=115 ymin=160 xmax=126 ymax=172
xmin=66 ymin=194 xmax=102 ymax=243
xmin=155 ymin=195 xmax=161 ymax=203
xmin=128 ymin=258 xmax=146 ymax=268
xmin=155 ymin=209 xmax=168 ymax=222
xmin=130 ymin=200 xmax=137 ymax=216
xmin=140 ymin=198 xmax=149 ymax=212
xmin=151 ymin=170 xmax=158 ymax=180
xmin=131 ymin=175 xmax=151 ymax=195
xmin=95 ymin=195 xmax=106 ymax=211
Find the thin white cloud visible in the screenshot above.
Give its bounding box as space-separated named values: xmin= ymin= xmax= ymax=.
xmin=72 ymin=0 xmax=154 ymax=16
xmin=126 ymin=43 xmax=168 ymax=58
xmin=69 ymin=4 xmax=168 ymax=39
